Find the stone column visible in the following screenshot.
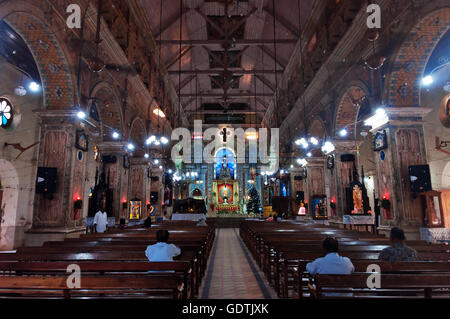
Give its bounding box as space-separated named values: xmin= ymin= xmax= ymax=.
xmin=333 ymin=141 xmax=363 ymax=220
xmin=149 ymin=166 xmax=164 ymax=217
xmin=31 ymin=110 xmax=98 ymax=229
xmin=97 ymin=142 xmax=129 ymax=220
xmin=372 ymin=108 xmax=432 ymax=239
xmin=305 ymin=157 xmax=326 ymax=218
xmin=129 ymin=157 xmax=150 ymax=219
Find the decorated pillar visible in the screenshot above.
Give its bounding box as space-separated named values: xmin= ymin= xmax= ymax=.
xmin=333 ymin=141 xmax=363 ymax=219
xmin=371 ymin=108 xmax=432 ymax=239
xmin=305 ymin=157 xmax=326 ymax=219
xmin=32 ymin=110 xmax=96 ymax=229
xmin=97 ymin=142 xmax=129 ymax=220
xmin=290 ymin=167 xmax=307 ymax=217
xmin=149 ymin=166 xmax=164 ymax=217
xmin=128 ymin=158 xmax=149 ymax=220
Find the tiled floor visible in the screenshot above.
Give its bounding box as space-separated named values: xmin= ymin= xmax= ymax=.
xmin=199 ymin=228 xmax=278 ymax=299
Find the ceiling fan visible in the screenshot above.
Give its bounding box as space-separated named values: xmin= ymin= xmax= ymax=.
xmin=70 ymin=0 xmax=137 ymax=76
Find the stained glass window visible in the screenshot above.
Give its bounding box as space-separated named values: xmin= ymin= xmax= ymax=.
xmin=0 ymin=98 xmax=13 ymax=128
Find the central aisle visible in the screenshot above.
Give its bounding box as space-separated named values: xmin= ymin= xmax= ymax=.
xmin=199 ymin=228 xmax=278 ymax=299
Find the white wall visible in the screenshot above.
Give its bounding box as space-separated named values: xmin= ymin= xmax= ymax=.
xmin=0 ymin=57 xmax=42 ymax=249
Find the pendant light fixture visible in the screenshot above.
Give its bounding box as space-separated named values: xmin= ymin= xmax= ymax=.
xmin=147 ymin=0 xmax=168 ymax=147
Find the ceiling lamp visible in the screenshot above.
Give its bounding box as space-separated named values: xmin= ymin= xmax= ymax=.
xmin=364 ymin=108 xmax=389 ymax=129
xmin=321 ymin=141 xmax=335 ymax=155
xmin=339 ymin=128 xmax=348 ymax=137
xmin=310 ymin=137 xmax=319 ymax=145
xmin=28 ymin=81 xmax=41 ymax=93
xmin=296 ymin=158 xmax=308 ymax=167
xmin=422 ymin=75 xmax=433 ymax=86
xmin=112 ymin=131 xmax=120 ymax=139
xmin=127 ymin=143 xmax=135 ymax=151
xmin=295 ymin=137 xmax=309 ymax=149
xmin=153 ymin=108 xmax=166 ymax=118
xmin=146 ymin=134 xmax=168 ymax=146
xmin=245 ymin=131 xmax=258 ymax=140
xmin=76 ymin=110 xmax=87 ymax=119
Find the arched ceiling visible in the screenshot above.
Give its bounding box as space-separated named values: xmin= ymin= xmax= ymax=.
xmin=139 ymin=0 xmax=314 ymax=126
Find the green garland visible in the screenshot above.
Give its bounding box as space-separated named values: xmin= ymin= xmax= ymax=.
xmin=330 ymin=202 xmax=336 ymax=209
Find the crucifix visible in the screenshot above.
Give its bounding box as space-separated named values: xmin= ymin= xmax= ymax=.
xmin=220 ymin=127 xmax=231 ymax=143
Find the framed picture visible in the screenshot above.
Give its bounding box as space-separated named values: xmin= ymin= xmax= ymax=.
xmin=374 ymin=130 xmax=388 ymax=151
xmin=312 ymin=196 xmax=328 ymax=220
xmin=123 ymin=154 xmax=130 ymax=169
xmin=327 ymin=155 xmax=335 ymax=169
xmin=75 ymin=130 xmax=88 ymax=151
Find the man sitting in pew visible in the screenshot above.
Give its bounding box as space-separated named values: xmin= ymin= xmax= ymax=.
xmin=306 ymin=237 xmax=355 ymax=275
xmin=378 ymin=227 xmax=418 ymax=262
xmin=145 ymin=229 xmax=181 ymax=262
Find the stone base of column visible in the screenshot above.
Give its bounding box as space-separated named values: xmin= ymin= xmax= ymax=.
xmin=24 ymin=227 xmax=86 ymax=247
xmin=377 ymin=225 xmax=421 ymax=240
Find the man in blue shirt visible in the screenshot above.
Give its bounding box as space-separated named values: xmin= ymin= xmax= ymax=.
xmin=145 ymin=229 xmax=181 ymax=262
xmin=306 ymin=237 xmax=355 ymax=275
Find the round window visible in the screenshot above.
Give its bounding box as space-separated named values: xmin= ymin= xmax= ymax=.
xmin=0 ymin=98 xmax=13 ymax=128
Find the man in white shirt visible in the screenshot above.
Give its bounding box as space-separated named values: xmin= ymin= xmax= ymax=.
xmin=93 ymin=209 xmax=108 ymax=233
xmin=306 ymin=237 xmax=355 ymax=275
xmin=145 ymin=229 xmax=181 ymax=262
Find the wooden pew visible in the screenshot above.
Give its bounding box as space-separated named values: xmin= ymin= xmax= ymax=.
xmin=0 ymin=261 xmax=194 ymax=299
xmin=311 ymin=273 xmax=450 ymax=299
xmin=0 ymin=275 xmax=185 ymax=299
xmin=288 ymin=261 xmax=450 ymax=299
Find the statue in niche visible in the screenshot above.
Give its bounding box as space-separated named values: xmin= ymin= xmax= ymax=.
xmin=219 ymin=157 xmax=232 ymax=179
xmin=353 ymin=185 xmax=363 ymax=214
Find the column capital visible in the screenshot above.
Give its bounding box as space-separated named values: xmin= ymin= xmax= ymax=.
xmin=334 ymin=140 xmax=363 ymax=153
xmin=370 ymin=107 xmax=432 ymax=133
xmin=97 ymin=142 xmax=129 ymax=154
xmin=130 ymin=157 xmax=152 ymax=167
xmin=33 ymin=109 xmax=101 ymax=130
xmin=305 ymin=157 xmax=326 ymax=167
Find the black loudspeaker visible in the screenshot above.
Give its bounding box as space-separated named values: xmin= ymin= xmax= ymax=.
xmin=409 ymin=165 xmax=432 ymax=192
xmin=150 ymin=176 xmax=159 ymax=182
xmin=36 ymin=167 xmax=57 ymax=194
xmin=150 ymin=192 xmax=159 ymax=204
xmin=295 ymin=191 xmax=304 ymax=205
xmin=102 ymin=155 xmax=117 ymax=164
xmin=341 ymin=154 xmax=355 ymax=162
xmin=294 ymin=175 xmax=304 ymax=181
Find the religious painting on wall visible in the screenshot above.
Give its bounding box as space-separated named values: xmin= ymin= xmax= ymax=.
xmin=374 ymin=130 xmax=388 ymax=151
xmin=218 ymin=183 xmax=233 ymax=204
xmin=312 ymin=196 xmax=327 ymax=219
xmin=129 ymin=200 xmax=141 ymax=220
xmin=75 ymin=130 xmax=88 ymax=151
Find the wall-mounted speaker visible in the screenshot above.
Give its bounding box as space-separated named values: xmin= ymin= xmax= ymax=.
xmin=36 ymin=167 xmax=57 ymax=194
xmin=150 ymin=192 xmax=159 ymax=204
xmin=102 ymin=155 xmax=117 ymax=164
xmin=409 ymin=165 xmax=432 ymax=192
xmin=295 ymin=191 xmax=304 ymax=205
xmin=341 ymin=154 xmax=355 ymax=162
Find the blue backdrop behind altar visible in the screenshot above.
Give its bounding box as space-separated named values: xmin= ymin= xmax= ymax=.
xmin=215 ymin=148 xmax=236 ymax=179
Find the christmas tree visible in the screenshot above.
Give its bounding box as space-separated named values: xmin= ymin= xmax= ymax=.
xmin=247 ymin=187 xmax=261 ymax=216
